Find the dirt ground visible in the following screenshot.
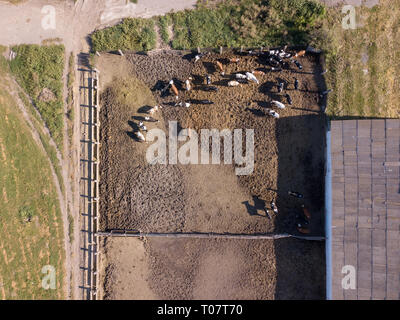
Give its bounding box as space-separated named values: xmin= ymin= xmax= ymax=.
xmin=97 ymin=49 xmax=326 ymax=299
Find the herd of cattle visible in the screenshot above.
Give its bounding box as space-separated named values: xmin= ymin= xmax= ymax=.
xmin=141 ymin=47 xmax=327 ymax=143
xmin=132 ymin=46 xmax=327 ymax=143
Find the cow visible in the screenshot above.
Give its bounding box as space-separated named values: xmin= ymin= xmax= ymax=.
xmin=268 ymin=110 xmax=280 ymax=118
xmin=295 ymin=50 xmax=306 ymax=58
xmin=176 ymin=101 xmax=191 ymax=108
xmin=252 ymin=70 xmax=265 ymax=76
xmin=294 ymin=78 xmax=299 ymax=90
xmin=286 ymin=94 xmax=293 ymax=105
xmin=271 ymin=100 xmax=286 ymax=109
xmin=301 ymin=204 xmax=311 ymax=221
xmin=139 ymin=121 xmax=147 ymax=132
xmin=170 ymin=81 xmax=179 ymax=99
xmin=297 ymin=224 xmax=310 ymax=234
xmin=271 ymin=201 xmax=278 ymax=214
xmin=185 ymin=79 xmax=191 ymax=91
xmin=216 ymin=61 xmax=225 ymax=75
xmin=134 ymin=131 xmax=146 ymax=142
xmin=149 ymin=105 xmax=162 ymax=114
xmin=235 ymin=73 xmax=247 ymax=79
xmin=229 ymin=57 xmax=240 ymax=63
xmin=293 ymin=60 xmax=303 ymax=70
xmin=278 ymin=82 xmax=284 ymax=93
xmin=144 ymin=116 xmax=159 ymax=123
xmin=245 ymin=72 xmax=259 ymax=84
xmin=228 ymin=80 xmax=240 ymax=87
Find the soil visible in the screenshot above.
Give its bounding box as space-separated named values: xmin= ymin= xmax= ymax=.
xmin=98 ymin=49 xmax=327 ymax=299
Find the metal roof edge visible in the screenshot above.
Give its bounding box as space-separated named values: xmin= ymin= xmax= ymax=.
xmin=325 ymin=124 xmax=333 ymax=300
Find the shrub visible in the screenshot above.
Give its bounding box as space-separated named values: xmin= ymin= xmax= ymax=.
xmin=91 ymin=18 xmax=156 ymax=52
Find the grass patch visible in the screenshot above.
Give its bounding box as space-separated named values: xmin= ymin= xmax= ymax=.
xmin=9 ymin=44 xmax=65 ymax=149
xmin=0 ymin=63 xmax=65 ymax=299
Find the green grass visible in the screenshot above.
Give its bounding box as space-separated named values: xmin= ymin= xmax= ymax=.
xmin=0 ymin=55 xmax=65 ymax=299
xmin=91 ymin=18 xmax=156 ymax=52
xmin=91 ymin=0 xmax=325 ymax=52
xmin=9 ymin=44 xmax=65 ymax=149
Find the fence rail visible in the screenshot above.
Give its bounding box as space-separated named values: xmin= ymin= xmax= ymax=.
xmin=80 ymin=68 xmax=100 ymax=300
xmin=96 ymin=230 xmax=325 ymax=241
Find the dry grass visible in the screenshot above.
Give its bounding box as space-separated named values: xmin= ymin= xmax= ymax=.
xmin=319 ymin=1 xmax=400 ymax=118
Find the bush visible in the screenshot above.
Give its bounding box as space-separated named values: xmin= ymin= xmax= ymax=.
xmin=91 ymin=18 xmax=156 ymax=52
xmin=19 ymin=206 xmax=35 ymax=223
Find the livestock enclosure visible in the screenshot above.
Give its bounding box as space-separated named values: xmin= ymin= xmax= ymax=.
xmin=95 ymin=48 xmax=327 ymax=299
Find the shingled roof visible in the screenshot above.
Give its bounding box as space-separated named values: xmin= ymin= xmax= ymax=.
xmin=327 ymin=119 xmax=400 ymax=300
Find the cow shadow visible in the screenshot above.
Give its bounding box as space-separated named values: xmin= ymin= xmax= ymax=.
xmin=202 ymin=61 xmax=216 ymax=74
xmin=242 ymin=196 xmax=267 ymax=217
xmin=245 ymin=107 xmax=265 ymax=117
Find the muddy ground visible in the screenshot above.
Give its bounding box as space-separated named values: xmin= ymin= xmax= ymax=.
xmin=98 ymin=49 xmax=326 ymax=299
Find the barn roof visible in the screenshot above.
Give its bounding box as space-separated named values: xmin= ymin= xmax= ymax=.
xmin=327 ymin=119 xmax=400 ymax=300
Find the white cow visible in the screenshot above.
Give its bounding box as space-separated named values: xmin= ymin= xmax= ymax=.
xmin=135 ymin=131 xmax=146 ymax=142
xmin=245 ymin=72 xmax=259 ymax=84
xmin=271 ymin=100 xmax=286 ymax=109
xmin=185 ymin=79 xmax=191 ymax=91
xmin=235 ymin=73 xmax=247 ymax=79
xmin=228 ymin=80 xmax=240 ymax=87
xmin=268 ymin=110 xmax=280 ymax=118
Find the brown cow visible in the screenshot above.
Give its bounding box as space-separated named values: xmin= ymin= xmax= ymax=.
xmin=301 ymin=205 xmax=311 ymax=221
xmin=170 ymin=82 xmax=179 ymax=97
xmin=297 ymin=225 xmax=310 ymax=234
xmin=229 ymin=57 xmax=240 ymax=63
xmin=295 ymin=50 xmax=306 ymax=58
xmin=216 ymin=61 xmax=224 ymax=74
